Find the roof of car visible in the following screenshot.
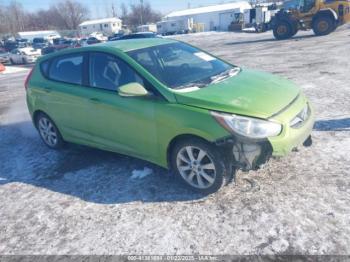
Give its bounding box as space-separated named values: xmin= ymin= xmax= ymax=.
xmin=101 ymin=37 xmax=177 ymax=52
xmin=38 ymin=38 xmax=179 ymax=62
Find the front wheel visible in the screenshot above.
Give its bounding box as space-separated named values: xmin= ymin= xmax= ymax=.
xmin=36 ymin=113 xmax=64 ymax=149
xmin=312 ymin=16 xmax=335 ymax=36
xmin=171 ymin=138 xmax=227 ymax=194
xmin=273 ymin=21 xmax=293 ymax=40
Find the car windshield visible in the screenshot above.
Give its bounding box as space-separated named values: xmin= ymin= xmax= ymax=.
xmin=33 ymin=38 xmax=45 ymax=43
xmin=127 ymin=42 xmax=239 ymax=90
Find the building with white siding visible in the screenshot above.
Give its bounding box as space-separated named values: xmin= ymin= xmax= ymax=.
xmin=163 ymin=2 xmax=251 ymax=32
xmin=79 ymin=18 xmax=122 ymax=36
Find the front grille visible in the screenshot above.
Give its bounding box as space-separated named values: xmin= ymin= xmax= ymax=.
xmin=290 ymin=104 xmax=310 ymax=128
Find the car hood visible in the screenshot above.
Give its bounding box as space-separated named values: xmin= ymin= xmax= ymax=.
xmin=173 ymin=69 xmax=300 ymax=119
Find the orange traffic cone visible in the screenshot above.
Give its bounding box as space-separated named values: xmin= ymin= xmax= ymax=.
xmin=0 ymin=63 xmax=5 ymax=73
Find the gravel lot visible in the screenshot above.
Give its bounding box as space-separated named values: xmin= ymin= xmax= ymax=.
xmin=0 ymin=27 xmax=350 ymax=255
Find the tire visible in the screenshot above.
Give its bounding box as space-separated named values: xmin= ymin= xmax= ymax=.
xmin=312 ymin=16 xmax=335 ymax=36
xmin=170 ymin=137 xmax=227 ymax=195
xmin=10 ymin=58 xmax=15 ymax=65
xmin=35 ymin=112 xmax=64 ymax=149
xmin=22 ymin=58 xmax=27 ymax=64
xmin=291 ymin=22 xmax=299 ymax=37
xmin=273 ymin=21 xmax=293 ymax=40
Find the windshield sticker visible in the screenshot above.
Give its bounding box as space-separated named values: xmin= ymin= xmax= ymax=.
xmin=172 ymin=86 xmax=200 ymax=93
xmin=194 ymin=52 xmax=216 ymax=62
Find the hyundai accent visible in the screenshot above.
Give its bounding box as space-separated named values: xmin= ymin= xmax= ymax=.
xmin=26 ymin=38 xmax=314 ymax=194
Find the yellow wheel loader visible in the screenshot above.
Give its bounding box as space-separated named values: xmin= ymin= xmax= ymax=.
xmin=271 ymin=0 xmax=350 ymax=40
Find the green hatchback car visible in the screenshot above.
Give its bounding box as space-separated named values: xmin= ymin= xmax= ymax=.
xmin=26 ymin=38 xmax=314 ymax=194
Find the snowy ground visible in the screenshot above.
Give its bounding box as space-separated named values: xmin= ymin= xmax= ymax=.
xmin=0 ymin=27 xmax=350 ymax=255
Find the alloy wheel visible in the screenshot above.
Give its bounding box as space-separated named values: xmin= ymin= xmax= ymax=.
xmin=38 ymin=117 xmax=58 ymax=147
xmin=176 ymin=146 xmax=216 ymax=189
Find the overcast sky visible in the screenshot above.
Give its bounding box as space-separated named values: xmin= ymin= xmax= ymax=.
xmin=2 ymin=0 xmax=235 ymax=17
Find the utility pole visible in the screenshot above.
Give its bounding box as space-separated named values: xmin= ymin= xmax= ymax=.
xmin=112 ymin=2 xmax=116 ymax=17
xmin=140 ymin=0 xmax=143 ymax=25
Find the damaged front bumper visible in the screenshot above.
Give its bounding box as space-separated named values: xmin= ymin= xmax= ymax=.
xmin=216 ymin=136 xmax=273 ymax=171
xmin=215 ymin=96 xmax=315 ymax=172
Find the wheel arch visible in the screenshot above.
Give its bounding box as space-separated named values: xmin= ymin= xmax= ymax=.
xmin=32 ymin=110 xmax=58 ymax=130
xmin=166 ymin=134 xmax=214 ymax=169
xmin=313 ymin=8 xmax=338 ymax=23
xmin=33 ymin=110 xmax=46 ymax=128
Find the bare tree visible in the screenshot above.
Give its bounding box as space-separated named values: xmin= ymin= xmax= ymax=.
xmin=6 ymin=1 xmax=26 ymax=34
xmin=0 ymin=5 xmax=8 ymax=35
xmin=127 ymin=1 xmax=161 ymax=28
xmin=0 ymin=0 xmax=89 ymax=35
xmin=120 ymin=3 xmax=129 ymax=25
xmin=54 ymin=0 xmax=89 ymax=30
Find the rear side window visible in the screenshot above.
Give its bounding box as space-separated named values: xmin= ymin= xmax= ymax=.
xmin=40 ymin=60 xmax=50 ymax=77
xmin=49 ymin=54 xmax=83 ymax=85
xmin=89 ymin=52 xmax=144 ymax=91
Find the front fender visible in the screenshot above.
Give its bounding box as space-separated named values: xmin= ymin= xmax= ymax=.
xmin=314 ymin=8 xmax=338 ymax=21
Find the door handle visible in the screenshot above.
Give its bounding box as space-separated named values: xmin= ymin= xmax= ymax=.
xmin=89 ymin=97 xmax=100 ymax=103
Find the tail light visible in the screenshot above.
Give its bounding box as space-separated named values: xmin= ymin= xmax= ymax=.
xmin=24 ymin=67 xmax=34 ymax=90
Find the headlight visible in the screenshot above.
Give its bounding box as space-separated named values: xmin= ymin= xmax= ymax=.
xmin=211 ymin=111 xmax=282 ymax=139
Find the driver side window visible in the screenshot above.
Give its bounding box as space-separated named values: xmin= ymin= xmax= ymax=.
xmin=89 ymin=52 xmax=144 ymax=91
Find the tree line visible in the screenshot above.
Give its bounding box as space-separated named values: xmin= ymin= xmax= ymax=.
xmin=0 ymin=0 xmax=162 ymax=36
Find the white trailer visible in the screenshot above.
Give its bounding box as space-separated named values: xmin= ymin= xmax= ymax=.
xmin=17 ymin=31 xmax=61 ymax=42
xmin=137 ymin=24 xmax=157 ymax=33
xmin=156 ymin=18 xmax=193 ymax=35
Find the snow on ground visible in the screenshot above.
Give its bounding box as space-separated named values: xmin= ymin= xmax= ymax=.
xmin=0 ymin=27 xmax=350 ymax=255
xmin=131 ymin=167 xmax=154 ymax=180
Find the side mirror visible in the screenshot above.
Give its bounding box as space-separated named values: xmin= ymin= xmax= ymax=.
xmin=118 ymin=82 xmax=149 ymax=97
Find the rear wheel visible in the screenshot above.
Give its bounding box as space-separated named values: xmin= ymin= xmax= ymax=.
xmin=273 ymin=21 xmax=293 ymax=40
xmin=171 ymin=138 xmax=227 ymax=194
xmin=312 ymin=16 xmax=335 ymax=36
xmin=36 ymin=113 xmax=64 ymax=149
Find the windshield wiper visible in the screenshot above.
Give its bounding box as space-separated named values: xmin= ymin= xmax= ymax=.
xmin=173 ymin=67 xmax=241 ymax=90
xmin=210 ymin=67 xmax=241 ymax=84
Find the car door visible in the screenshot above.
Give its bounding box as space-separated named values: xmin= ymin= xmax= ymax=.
xmin=10 ymin=49 xmax=20 ymax=63
xmin=85 ymin=52 xmax=160 ymax=161
xmin=38 ymin=53 xmax=92 ymax=142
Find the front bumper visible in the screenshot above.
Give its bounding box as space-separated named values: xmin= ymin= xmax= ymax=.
xmin=0 ymin=57 xmax=9 ymax=63
xmin=215 ymin=93 xmax=314 ymax=171
xmin=215 ymin=94 xmax=315 ymax=171
xmin=26 ymin=56 xmax=38 ymax=63
xmin=268 ymin=94 xmax=315 ymax=156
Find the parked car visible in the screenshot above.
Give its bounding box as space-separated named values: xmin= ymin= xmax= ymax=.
xmin=3 ymin=41 xmax=18 ymax=52
xmin=32 ymin=37 xmax=49 ymax=49
xmin=25 ymin=38 xmax=314 ymax=194
xmin=110 ymin=32 xmax=158 ymax=41
xmin=41 ymin=38 xmax=81 ymax=55
xmin=0 ymin=48 xmax=10 ymax=64
xmin=85 ymin=37 xmax=101 ymax=45
xmin=89 ymin=32 xmax=108 ymax=41
xmin=16 ymin=38 xmax=29 ymax=48
xmin=9 ymin=47 xmax=41 ymax=64
xmin=108 ymin=33 xmax=124 ymax=41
